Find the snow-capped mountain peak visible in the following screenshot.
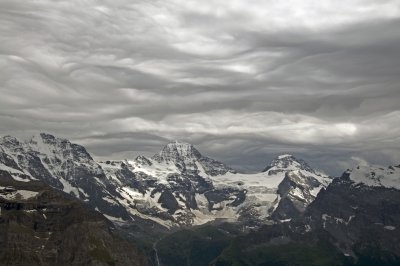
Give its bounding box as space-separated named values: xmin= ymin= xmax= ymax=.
xmin=263 ymin=154 xmax=316 ymax=174
xmin=153 ymin=140 xmax=201 ymax=162
xmin=27 ymin=133 xmax=98 ymax=168
xmin=344 ymin=164 xmax=400 ymax=189
xmin=149 ymin=141 xmax=234 ymax=176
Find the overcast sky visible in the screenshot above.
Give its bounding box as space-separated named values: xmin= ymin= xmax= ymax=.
xmin=1 ymin=0 xmax=400 ymax=175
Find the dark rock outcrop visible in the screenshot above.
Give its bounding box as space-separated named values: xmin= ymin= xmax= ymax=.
xmin=0 ymin=174 xmax=148 ymax=266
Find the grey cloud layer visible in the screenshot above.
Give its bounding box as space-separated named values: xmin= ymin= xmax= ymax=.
xmin=1 ymin=0 xmax=400 ymax=175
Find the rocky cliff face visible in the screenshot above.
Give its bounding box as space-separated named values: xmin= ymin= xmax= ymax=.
xmin=303 ymin=165 xmax=400 ymax=258
xmin=272 ymin=166 xmax=331 ymax=220
xmin=0 ymin=171 xmax=148 ymax=266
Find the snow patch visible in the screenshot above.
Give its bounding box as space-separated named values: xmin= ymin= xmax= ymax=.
xmin=103 ymin=214 xmax=127 ymax=223
xmin=349 ymin=165 xmax=400 ymax=189
xmin=384 ymin=226 xmax=396 ymax=230
xmin=0 ymin=187 xmax=39 ymax=201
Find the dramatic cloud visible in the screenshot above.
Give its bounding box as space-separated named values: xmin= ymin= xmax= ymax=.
xmin=1 ymin=0 xmax=400 ymax=175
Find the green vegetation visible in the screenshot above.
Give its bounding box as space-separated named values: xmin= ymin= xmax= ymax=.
xmin=157 ymin=225 xmax=235 ymax=266
xmin=214 ymin=241 xmax=350 ymax=266
xmin=353 ymin=243 xmax=400 ymax=266
xmin=88 ymin=235 xmax=116 ymax=266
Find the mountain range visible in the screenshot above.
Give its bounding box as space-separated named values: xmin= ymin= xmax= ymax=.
xmin=0 ymin=133 xmax=332 ymax=228
xmin=0 ymin=133 xmax=399 ymax=265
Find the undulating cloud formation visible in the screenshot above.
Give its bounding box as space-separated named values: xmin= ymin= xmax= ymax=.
xmin=1 ymin=0 xmax=400 ymax=174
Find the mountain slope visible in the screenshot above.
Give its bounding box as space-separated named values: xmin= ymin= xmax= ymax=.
xmin=212 ymin=163 xmax=400 ymax=266
xmin=0 ymin=171 xmax=148 ymax=266
xmin=209 ymin=154 xmax=332 ymax=223
xmin=0 ymin=133 xmax=133 ymax=222
xmin=304 ymin=164 xmax=400 ymax=258
xmin=99 ymin=141 xmax=242 ymax=227
xmin=345 ymin=164 xmax=400 ymax=189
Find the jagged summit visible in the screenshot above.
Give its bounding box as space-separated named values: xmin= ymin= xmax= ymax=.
xmin=153 ymin=140 xmax=202 ymax=162
xmin=35 ymin=132 xmax=57 ymax=140
xmin=147 ymin=140 xmax=234 ymax=176
xmin=263 ymin=154 xmax=316 ymax=174
xmin=0 ymin=135 xmax=23 ymax=149
xmin=29 ymin=132 xmax=67 ymax=148
xmin=1 ymin=135 xmax=19 ymax=142
xmin=28 ymin=132 xmax=95 ymax=162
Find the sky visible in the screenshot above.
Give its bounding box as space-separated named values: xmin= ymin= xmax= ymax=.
xmin=1 ymin=0 xmax=400 ymax=175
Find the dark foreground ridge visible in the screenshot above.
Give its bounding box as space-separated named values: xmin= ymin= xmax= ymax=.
xmin=0 ymin=171 xmax=147 ymax=266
